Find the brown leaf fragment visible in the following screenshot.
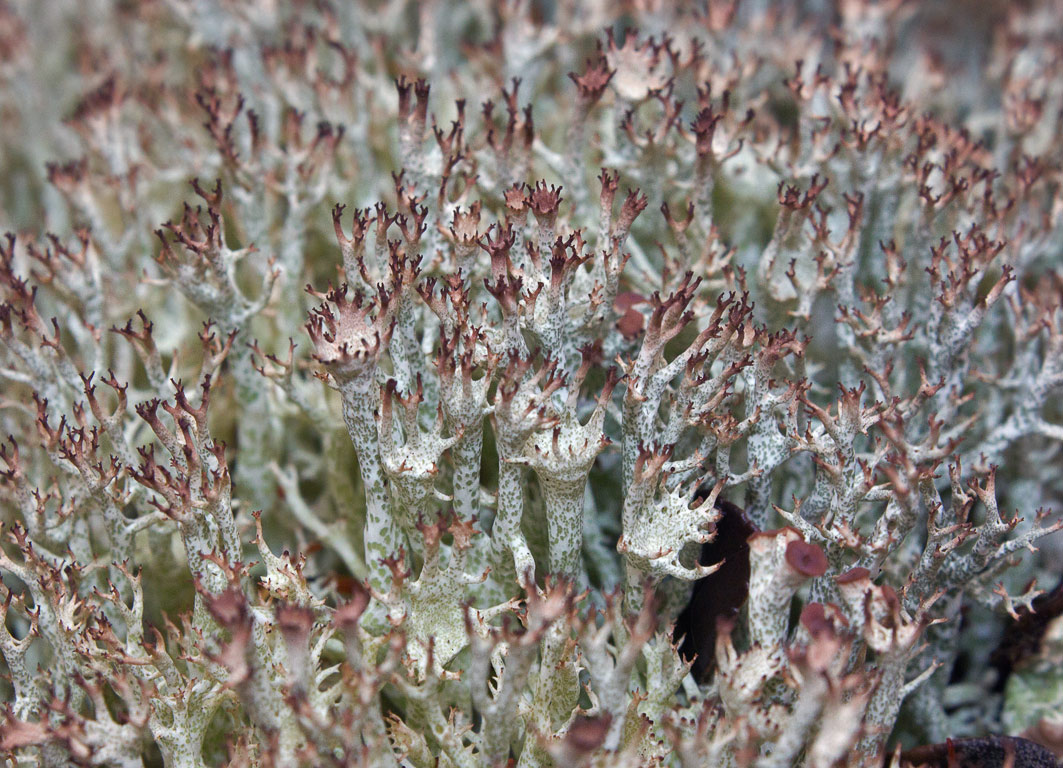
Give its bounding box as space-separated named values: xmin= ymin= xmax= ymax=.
xmin=673 ymin=494 xmax=757 ymax=681
xmin=900 ymin=736 xmax=1061 ymax=768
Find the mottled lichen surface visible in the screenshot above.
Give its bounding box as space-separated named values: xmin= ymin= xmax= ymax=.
xmin=0 ymin=1 xmax=1062 ymax=767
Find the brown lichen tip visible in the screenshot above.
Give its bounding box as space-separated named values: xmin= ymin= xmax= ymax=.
xmin=836 ymin=566 xmax=870 ymax=585
xmin=205 ymin=587 xmax=251 ymax=630
xmin=563 ymin=714 xmax=612 ymax=755
xmin=333 ymin=580 xmax=371 ymax=632
xmin=616 ymin=307 xmax=645 ymax=339
xmin=747 ymin=526 xmax=797 ymax=549
xmin=799 ymin=602 xmax=838 ymax=639
xmin=785 ymin=539 xmax=828 ymax=578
